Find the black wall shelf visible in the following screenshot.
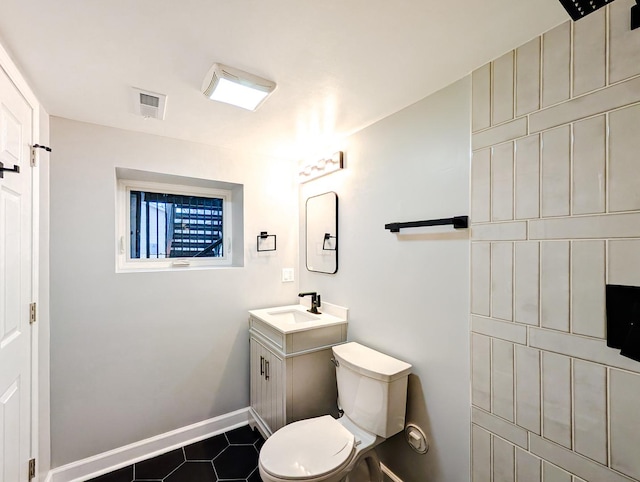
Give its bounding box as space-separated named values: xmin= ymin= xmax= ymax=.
xmin=385 ymin=215 xmax=469 ymax=233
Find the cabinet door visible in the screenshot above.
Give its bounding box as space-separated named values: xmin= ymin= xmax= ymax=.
xmin=264 ymin=348 xmax=284 ymax=432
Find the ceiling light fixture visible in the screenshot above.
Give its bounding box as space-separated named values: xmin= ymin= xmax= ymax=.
xmin=201 ymin=63 xmax=276 ymax=111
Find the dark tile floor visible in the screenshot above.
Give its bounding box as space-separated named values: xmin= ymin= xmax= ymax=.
xmin=87 ymin=425 xmax=264 ymax=482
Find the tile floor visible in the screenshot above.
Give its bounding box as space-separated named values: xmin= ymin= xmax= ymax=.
xmin=87 ymin=425 xmax=264 ymax=482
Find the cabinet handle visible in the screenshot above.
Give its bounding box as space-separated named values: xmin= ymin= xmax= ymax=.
xmin=260 ymin=356 xmax=264 ymax=376
xmin=265 ymin=360 xmax=270 ymax=380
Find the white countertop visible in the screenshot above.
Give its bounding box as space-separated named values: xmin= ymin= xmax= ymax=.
xmin=249 ymin=303 xmax=348 ymax=334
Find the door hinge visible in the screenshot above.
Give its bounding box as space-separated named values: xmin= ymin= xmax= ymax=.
xmin=28 ymin=458 xmax=36 ymax=481
xmin=30 ymin=302 xmax=37 ymax=324
xmin=31 ymin=144 xmax=52 ymax=167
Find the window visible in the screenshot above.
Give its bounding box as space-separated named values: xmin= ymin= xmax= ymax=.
xmin=116 ymin=169 xmax=244 ymax=271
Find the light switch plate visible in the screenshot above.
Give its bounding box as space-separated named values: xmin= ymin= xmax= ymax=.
xmin=282 ymin=268 xmax=295 ymax=282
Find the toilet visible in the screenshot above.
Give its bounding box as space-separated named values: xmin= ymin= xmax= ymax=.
xmin=259 ymin=342 xmax=412 ymax=482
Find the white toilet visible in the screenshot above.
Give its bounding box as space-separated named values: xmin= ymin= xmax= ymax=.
xmin=259 ymin=342 xmax=412 ymax=482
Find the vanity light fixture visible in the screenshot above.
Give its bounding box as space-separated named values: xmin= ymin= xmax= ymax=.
xmin=201 ymin=63 xmax=276 ymax=111
xmin=298 ymin=151 xmax=344 ymax=183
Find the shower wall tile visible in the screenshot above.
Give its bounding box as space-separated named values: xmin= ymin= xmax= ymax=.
xmin=515 ymin=346 xmax=541 ymax=434
xmin=542 ymin=352 xmax=572 ymax=448
xmin=472 ymin=117 xmax=528 ymax=151
xmin=471 ymin=316 xmax=527 ymax=345
xmin=514 ymin=241 xmax=539 ymax=326
xmin=572 ymin=115 xmax=606 ymax=215
xmin=540 ymin=241 xmax=569 ymax=332
xmin=542 ymin=22 xmax=571 ymax=108
xmin=516 ymin=448 xmax=541 ymax=482
xmin=610 ymin=369 xmax=640 ymax=480
xmin=608 ymin=240 xmax=640 ymax=286
xmin=491 ymin=143 xmax=514 ymax=221
xmin=472 ymin=334 xmax=492 ymax=411
xmin=471 ymin=242 xmax=491 ymax=316
xmin=471 ymin=222 xmax=527 ymax=241
xmin=573 ymin=360 xmax=607 ymax=465
xmin=573 ymin=8 xmax=606 ymax=96
xmin=473 ymin=64 xmax=492 ymax=132
xmin=472 ymin=425 xmax=492 ymax=482
xmin=543 ymin=462 xmax=572 ymax=482
xmin=492 ymin=52 xmax=515 ymax=125
xmin=491 ymin=242 xmax=513 ymax=321
xmin=610 ymin=0 xmax=640 ymax=83
xmin=571 ymin=241 xmax=605 ymax=339
xmin=492 ymin=339 xmax=515 ymax=422
xmin=493 ymin=437 xmax=515 ymax=482
xmin=515 ymin=135 xmax=540 ymax=220
xmin=472 ymin=149 xmax=491 ymax=223
xmin=529 ymin=212 xmax=640 ymax=240
xmin=541 ymin=126 xmax=570 ymax=218
xmin=609 ymin=104 xmax=640 ymax=213
xmin=472 ymin=408 xmax=528 ymax=449
xmin=516 ymin=38 xmax=541 ymax=117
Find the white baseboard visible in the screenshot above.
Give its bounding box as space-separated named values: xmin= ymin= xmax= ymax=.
xmin=44 ymin=407 xmax=251 ymax=482
xmin=380 ymin=462 xmax=404 ymax=482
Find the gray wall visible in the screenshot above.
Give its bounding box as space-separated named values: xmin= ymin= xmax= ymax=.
xmin=470 ymin=2 xmax=640 ymax=481
xmin=49 ymin=118 xmax=299 ymax=466
xmin=299 ymin=78 xmax=471 ymax=482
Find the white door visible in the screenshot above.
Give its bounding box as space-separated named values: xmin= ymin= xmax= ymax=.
xmin=0 ymin=65 xmax=33 ymax=482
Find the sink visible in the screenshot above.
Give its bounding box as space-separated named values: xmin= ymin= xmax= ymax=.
xmin=266 ymin=309 xmax=319 ymax=324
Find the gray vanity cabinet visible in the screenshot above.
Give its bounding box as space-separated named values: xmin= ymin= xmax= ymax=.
xmin=248 ymin=314 xmax=347 ymax=438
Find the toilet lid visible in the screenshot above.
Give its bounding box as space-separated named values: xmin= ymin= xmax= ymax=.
xmin=260 ymin=415 xmax=355 ymax=479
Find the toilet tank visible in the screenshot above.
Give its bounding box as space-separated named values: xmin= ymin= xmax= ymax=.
xmin=332 ymin=342 xmax=412 ymax=438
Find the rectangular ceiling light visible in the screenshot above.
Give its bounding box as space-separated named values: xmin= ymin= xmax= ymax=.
xmin=202 ymin=63 xmax=276 ymax=111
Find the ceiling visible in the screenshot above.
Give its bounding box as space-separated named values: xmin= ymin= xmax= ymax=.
xmin=0 ymin=0 xmax=568 ymax=161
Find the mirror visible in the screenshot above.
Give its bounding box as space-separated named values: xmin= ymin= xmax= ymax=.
xmin=305 ymin=192 xmax=338 ymax=274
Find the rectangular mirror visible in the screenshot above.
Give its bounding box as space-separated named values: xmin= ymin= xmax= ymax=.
xmin=305 ymin=192 xmax=338 ymax=274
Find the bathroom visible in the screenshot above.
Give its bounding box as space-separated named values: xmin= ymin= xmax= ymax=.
xmin=0 ymin=0 xmax=639 ymax=481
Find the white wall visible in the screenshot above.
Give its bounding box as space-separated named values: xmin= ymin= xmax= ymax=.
xmin=299 ymin=78 xmax=471 ymax=482
xmin=49 ymin=118 xmax=299 ymax=466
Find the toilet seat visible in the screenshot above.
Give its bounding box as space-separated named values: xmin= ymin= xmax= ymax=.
xmin=260 ymin=415 xmax=356 ymax=480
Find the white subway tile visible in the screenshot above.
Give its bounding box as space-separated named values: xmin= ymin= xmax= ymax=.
xmin=516 ymin=448 xmax=541 ymax=482
xmin=516 ymin=38 xmax=541 ymax=117
xmin=542 ymin=126 xmax=571 ymax=218
xmin=473 ymin=117 xmax=528 ymax=151
xmin=472 ymin=222 xmax=527 ymax=241
xmin=542 ymin=22 xmax=571 ymax=108
xmin=541 ymin=242 xmax=570 ymax=332
xmin=515 ymin=135 xmax=540 ymax=220
xmin=530 ymin=328 xmax=640 ymax=374
xmin=492 ymin=143 xmax=514 ymax=221
xmin=491 ymin=242 xmax=513 ymax=321
xmin=515 ymin=242 xmax=539 ymax=326
xmin=472 ymin=316 xmax=527 ymax=345
xmin=472 ymin=242 xmax=491 ymax=316
xmin=573 ymin=360 xmax=607 ymax=465
xmin=472 ymin=407 xmax=529 ymax=449
xmin=610 ymin=0 xmax=640 ymax=84
xmin=543 ymin=462 xmax=572 ymax=482
xmin=530 ymin=435 xmax=633 ymax=482
xmin=571 ymin=241 xmax=606 ymax=338
xmin=573 ymin=8 xmax=606 ymax=96
xmin=472 ymin=334 xmax=492 ymax=411
xmin=609 ymin=104 xmax=640 ymax=212
xmin=515 ymin=346 xmax=541 ymax=434
xmin=492 ymin=339 xmax=515 ymax=422
xmin=472 ymin=425 xmax=492 ymax=482
xmin=572 ymin=115 xmax=606 ymax=215
xmin=493 ymin=52 xmax=515 ymax=125
xmin=472 ymin=149 xmax=491 ymax=224
xmin=609 ymin=239 xmax=640 ymax=286
xmin=542 ymin=352 xmax=572 ymax=448
xmin=530 ymin=212 xmax=640 ymax=240
xmin=493 ymin=437 xmax=515 ymax=482
xmin=610 ymin=369 xmax=640 ymax=480
xmin=473 ymin=64 xmax=492 ymax=132
xmin=530 ymin=76 xmax=640 ymax=133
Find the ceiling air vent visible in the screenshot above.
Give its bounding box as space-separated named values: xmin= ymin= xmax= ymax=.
xmin=132 ymin=87 xmax=167 ymax=120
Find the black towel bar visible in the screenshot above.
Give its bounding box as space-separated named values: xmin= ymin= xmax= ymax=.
xmin=385 ymin=215 xmax=468 ymax=233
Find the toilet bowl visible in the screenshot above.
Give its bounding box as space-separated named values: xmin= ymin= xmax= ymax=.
xmin=258 ymin=342 xmax=412 ymax=482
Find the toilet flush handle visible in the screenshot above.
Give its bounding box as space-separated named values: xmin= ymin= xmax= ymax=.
xmin=330 ymin=357 xmax=339 ymax=367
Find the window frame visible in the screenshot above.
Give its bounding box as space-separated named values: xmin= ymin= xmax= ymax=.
xmin=116 ymin=177 xmax=233 ymax=272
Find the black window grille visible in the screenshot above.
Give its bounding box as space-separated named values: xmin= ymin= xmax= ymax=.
xmin=130 ymin=190 xmax=224 ymax=259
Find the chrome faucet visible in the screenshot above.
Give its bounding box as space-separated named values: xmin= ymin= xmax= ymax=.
xmin=298 ymin=292 xmax=321 ymax=314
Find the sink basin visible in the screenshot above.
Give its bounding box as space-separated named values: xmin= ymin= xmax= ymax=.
xmin=266 ymin=309 xmax=319 ymax=324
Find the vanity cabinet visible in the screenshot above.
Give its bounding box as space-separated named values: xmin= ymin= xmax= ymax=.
xmin=248 ymin=310 xmax=347 ymax=438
